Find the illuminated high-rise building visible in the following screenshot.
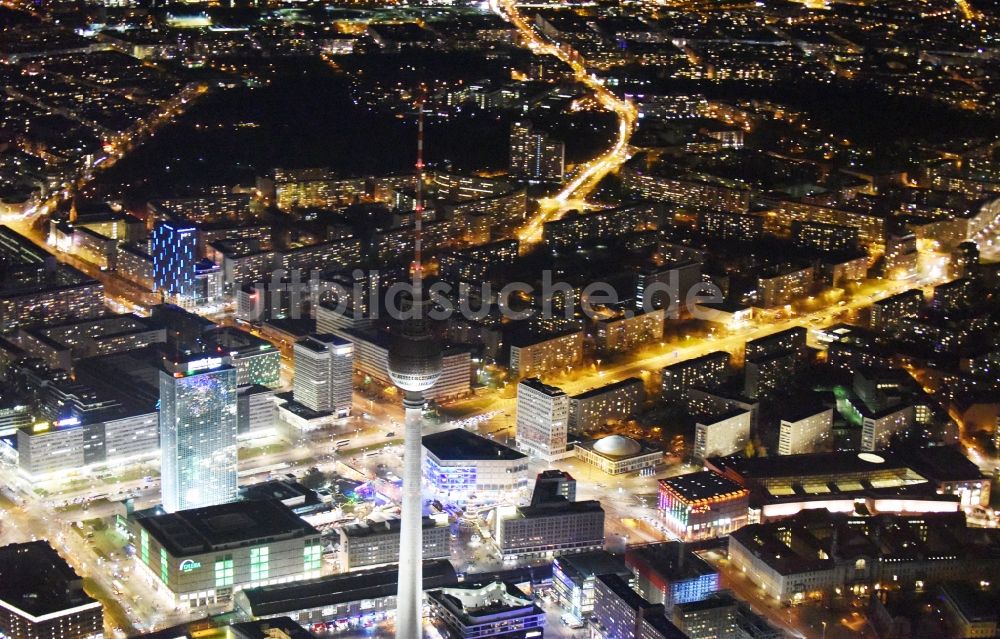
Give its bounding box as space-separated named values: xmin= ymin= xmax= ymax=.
xmin=693 ymin=409 xmax=751 ymax=461
xmin=509 ymin=120 xmax=532 ymax=177
xmin=204 ymin=326 xmax=281 ymax=388
xmin=151 ymin=221 xmax=198 ymax=304
xmin=516 ymin=378 xmax=569 ymax=461
xmin=159 ymin=354 xmax=238 ymax=513
xmin=509 ymin=119 xmax=564 ymax=181
xmin=536 ymin=137 xmax=565 ymax=181
xmin=293 ymin=334 xmax=354 ymax=416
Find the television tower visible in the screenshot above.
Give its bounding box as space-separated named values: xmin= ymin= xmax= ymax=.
xmin=387 ymin=95 xmax=442 ymax=639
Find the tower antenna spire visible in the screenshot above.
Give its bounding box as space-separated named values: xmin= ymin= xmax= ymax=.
xmin=413 ymin=89 xmax=426 ymax=310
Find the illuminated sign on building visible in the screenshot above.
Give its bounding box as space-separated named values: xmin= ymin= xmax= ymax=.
xmin=179 ymin=559 xmax=202 ymax=572
xmin=187 ymin=357 xmax=223 ymax=373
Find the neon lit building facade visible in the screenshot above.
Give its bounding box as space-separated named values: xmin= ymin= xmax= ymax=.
xmin=657 ymin=471 xmax=749 ymax=541
xmin=552 ymin=551 xmax=631 ymax=621
xmin=159 ymin=356 xmax=238 ymax=513
xmin=151 ymin=221 xmax=197 ymax=303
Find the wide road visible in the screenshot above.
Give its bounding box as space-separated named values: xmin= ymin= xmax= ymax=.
xmin=491 ymin=0 xmax=638 ymax=245
xmin=448 ymin=251 xmax=952 ymax=422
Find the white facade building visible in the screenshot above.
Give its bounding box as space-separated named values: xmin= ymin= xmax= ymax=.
xmin=293 ymin=334 xmax=353 ymax=416
xmin=574 ymin=435 xmax=663 ymax=475
xmin=694 ymin=409 xmax=751 ymax=461
xmin=568 ymin=378 xmax=644 ymax=433
xmin=778 ymin=408 xmax=834 ymax=455
xmin=515 ymin=378 xmax=570 ymax=461
xmin=16 ymin=410 xmax=159 ymax=478
xmin=861 ymin=405 xmax=915 ymax=451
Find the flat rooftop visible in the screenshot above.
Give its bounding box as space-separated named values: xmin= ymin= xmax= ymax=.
xmin=204 ymin=326 xmax=276 ymax=355
xmin=706 ymin=450 xmax=917 ymax=480
xmin=597 ymin=573 xmax=660 ymax=613
xmin=730 ymin=510 xmax=989 ymax=578
xmin=0 ymin=540 xmax=99 ymax=618
xmin=240 ymin=479 xmax=320 ymax=507
xmin=659 ymin=471 xmax=747 ymax=503
xmin=340 ymin=516 xmax=441 ymax=538
xmin=625 ymin=542 xmax=717 ymax=581
xmin=554 ymin=550 xmax=628 ymax=581
xmin=230 ymin=618 xmax=317 ymax=639
xmin=428 ymin=581 xmax=540 ymax=623
xmin=276 ymin=395 xmax=333 ymax=420
xmin=423 ymin=428 xmax=527 ymax=462
xmin=237 ymin=560 xmax=457 ymax=617
xmin=517 ymin=499 xmax=604 ymax=519
xmin=23 ymin=313 xmax=160 ymax=349
xmin=505 ymin=324 xmax=581 ymax=348
xmin=571 ymin=377 xmax=643 ymax=401
xmin=940 ymin=582 xmax=999 ymax=623
xmin=0 ymin=227 xmax=97 ymax=297
xmin=135 ymin=499 xmax=317 ymax=557
xmin=662 ymin=350 xmax=730 ymax=372
xmin=642 ymin=614 xmax=689 ymax=638
xmin=776 ymin=397 xmax=832 ymax=423
xmin=675 ymin=591 xmax=739 ymax=614
xmin=519 ymin=377 xmax=566 ymax=397
xmin=898 ymin=445 xmax=986 ymax=483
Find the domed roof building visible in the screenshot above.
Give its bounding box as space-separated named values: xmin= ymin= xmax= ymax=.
xmin=592 ymin=435 xmax=643 ymax=457
xmin=575 ymin=434 xmax=663 ymax=476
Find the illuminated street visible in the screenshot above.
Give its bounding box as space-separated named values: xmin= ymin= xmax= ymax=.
xmin=0 ymin=2 xmax=998 ymax=639
xmin=492 ymin=0 xmax=638 ymax=245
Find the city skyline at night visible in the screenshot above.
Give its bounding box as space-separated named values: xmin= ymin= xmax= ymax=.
xmin=0 ymin=0 xmax=999 ymax=638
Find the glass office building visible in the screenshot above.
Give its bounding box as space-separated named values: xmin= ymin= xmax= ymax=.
xmin=159 ymin=355 xmax=238 ymax=512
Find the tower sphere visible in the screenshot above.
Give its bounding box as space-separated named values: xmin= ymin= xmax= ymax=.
xmin=387 ymin=321 xmax=443 ymax=393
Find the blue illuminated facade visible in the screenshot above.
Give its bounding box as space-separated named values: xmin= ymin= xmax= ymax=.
xmin=422 ymin=429 xmax=530 ymax=507
xmin=552 ymin=551 xmax=632 ymax=620
xmin=152 ymin=221 xmax=198 ymax=302
xmin=669 ymin=572 xmax=719 ymax=609
xmin=425 ymin=457 xmax=477 ymax=501
xmin=624 ymin=542 xmax=721 ymax=614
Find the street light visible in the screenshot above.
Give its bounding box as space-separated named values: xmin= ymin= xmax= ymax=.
xmin=821 ymin=621 xmax=827 ymax=639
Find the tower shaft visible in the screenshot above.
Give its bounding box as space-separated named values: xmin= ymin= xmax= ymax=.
xmin=395 ymin=391 xmax=425 ymax=638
